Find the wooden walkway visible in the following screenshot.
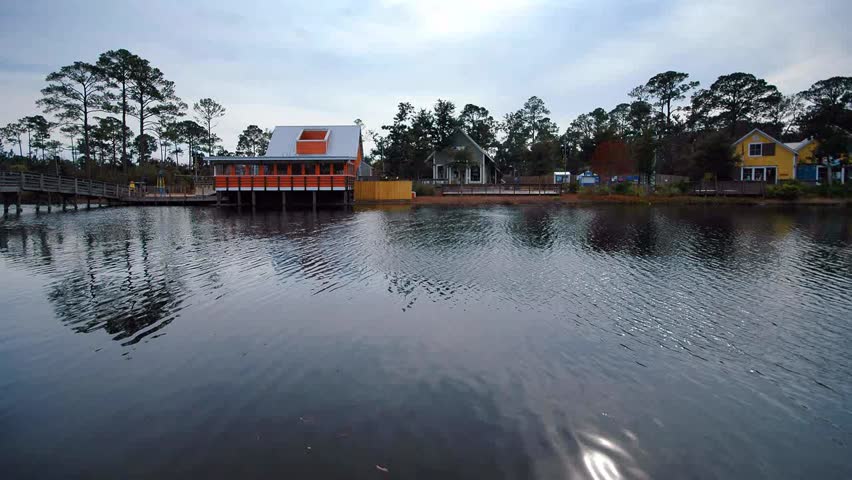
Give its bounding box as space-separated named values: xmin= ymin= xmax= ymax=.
xmin=441 ymin=184 xmax=564 ymax=195
xmin=1 ymin=172 xmax=215 ymax=214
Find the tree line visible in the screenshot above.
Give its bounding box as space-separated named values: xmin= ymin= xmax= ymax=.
xmin=367 ymin=72 xmax=851 ymax=181
xmin=3 ymin=51 xmax=849 ymax=185
xmin=0 ymin=49 xmax=252 ymax=182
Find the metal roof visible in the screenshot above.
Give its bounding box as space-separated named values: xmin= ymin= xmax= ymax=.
xmin=266 ymin=125 xmax=361 ymax=159
xmin=205 ymin=125 xmax=362 ymax=162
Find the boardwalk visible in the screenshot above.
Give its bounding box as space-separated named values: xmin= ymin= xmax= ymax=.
xmin=441 ymin=184 xmax=564 ymax=195
xmin=1 ymin=172 xmax=215 ymax=214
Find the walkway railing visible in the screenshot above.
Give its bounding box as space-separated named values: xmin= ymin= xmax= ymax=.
xmin=214 ymin=175 xmax=355 ymax=191
xmin=440 ymin=183 xmax=564 ymax=195
xmin=1 ymin=171 xmax=130 ymax=199
xmin=689 ymin=180 xmax=768 ymax=196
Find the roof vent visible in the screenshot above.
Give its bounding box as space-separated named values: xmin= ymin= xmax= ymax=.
xmin=296 ymin=129 xmax=330 ymax=154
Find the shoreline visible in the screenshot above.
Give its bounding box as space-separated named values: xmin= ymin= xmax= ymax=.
xmin=406 ymin=194 xmax=852 ymax=207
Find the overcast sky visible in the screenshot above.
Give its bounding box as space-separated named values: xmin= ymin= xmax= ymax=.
xmin=1 ymin=0 xmax=850 ymax=152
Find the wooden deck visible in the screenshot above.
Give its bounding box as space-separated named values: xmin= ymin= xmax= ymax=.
xmin=689 ymin=180 xmax=768 ymax=196
xmin=1 ymin=172 xmax=216 ymax=214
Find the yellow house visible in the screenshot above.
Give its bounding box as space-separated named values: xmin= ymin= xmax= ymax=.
xmin=732 ymin=128 xmax=817 ymax=183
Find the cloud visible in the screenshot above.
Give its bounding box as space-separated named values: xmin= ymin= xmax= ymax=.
xmin=0 ymin=0 xmax=849 ymax=154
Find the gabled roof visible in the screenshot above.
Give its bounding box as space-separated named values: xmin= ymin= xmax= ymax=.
xmin=265 ymin=125 xmax=361 ymax=158
xmin=206 ymin=125 xmax=362 ymax=162
xmin=784 ymin=138 xmax=815 ymax=152
xmin=732 ymin=128 xmax=797 ymax=154
xmin=426 ymin=129 xmax=499 ymax=170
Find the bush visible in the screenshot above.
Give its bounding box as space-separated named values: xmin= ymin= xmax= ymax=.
xmin=567 ymin=182 xmax=578 ymax=194
xmin=612 ymin=182 xmax=631 ymax=194
xmin=766 ymin=181 xmax=804 ymax=200
xmin=805 ymin=182 xmax=852 ymax=198
xmin=413 ymin=183 xmax=436 ymax=196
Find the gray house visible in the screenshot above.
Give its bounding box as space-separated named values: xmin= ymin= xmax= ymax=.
xmin=427 ymin=130 xmax=498 ymax=184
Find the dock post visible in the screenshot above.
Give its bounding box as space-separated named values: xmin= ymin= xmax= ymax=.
xmin=251 ymin=191 xmax=256 ymax=213
xmin=312 ymin=191 xmax=317 ymax=210
xmin=35 ymin=194 xmax=41 ymax=213
xmin=2 ymin=193 xmax=8 ymax=215
xmin=216 ymin=191 xmax=222 ymax=207
xmin=47 ymin=192 xmax=52 ymax=212
xmin=237 ymin=191 xmax=242 ymax=209
xmin=74 ymin=196 xmax=78 ymax=210
xmin=281 ymin=191 xmax=286 ymax=210
xmin=62 ymin=196 xmax=67 ymax=211
xmin=15 ymin=192 xmax=22 ymax=215
xmin=86 ymin=197 xmax=90 ymax=209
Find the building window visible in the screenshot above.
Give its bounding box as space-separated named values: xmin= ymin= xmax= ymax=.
xmin=320 ymin=163 xmax=331 ymax=174
xmin=742 ymin=166 xmax=777 ymax=183
xmin=334 ymin=163 xmax=345 ymax=174
xmin=437 ymin=165 xmax=445 ymax=179
xmin=470 ymin=165 xmax=481 ymax=182
xmin=236 ymin=165 xmax=246 ymax=175
xmin=749 ymin=143 xmax=762 ymax=157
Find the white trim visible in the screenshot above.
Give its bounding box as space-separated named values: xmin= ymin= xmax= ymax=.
xmin=741 ymin=166 xmax=779 ymax=184
xmin=732 ymin=128 xmax=797 ymax=155
xmin=748 ymin=143 xmax=763 ymax=157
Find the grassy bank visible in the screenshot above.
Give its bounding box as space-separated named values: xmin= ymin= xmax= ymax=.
xmin=411 ymin=194 xmax=852 ymax=207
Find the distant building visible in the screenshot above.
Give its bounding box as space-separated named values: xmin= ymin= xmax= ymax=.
xmin=427 ymin=130 xmax=498 ymax=184
xmin=207 ymin=125 xmax=363 ymax=207
xmin=357 ymin=160 xmax=374 ymax=179
xmin=732 ymin=128 xmax=818 ymax=183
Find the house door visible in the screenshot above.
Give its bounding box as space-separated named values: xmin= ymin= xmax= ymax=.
xmin=765 ymin=167 xmax=777 ymax=184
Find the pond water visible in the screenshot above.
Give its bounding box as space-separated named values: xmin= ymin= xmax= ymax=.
xmin=1 ymin=205 xmax=851 ymax=479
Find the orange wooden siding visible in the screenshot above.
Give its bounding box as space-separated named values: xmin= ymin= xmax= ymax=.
xmin=215 ymin=175 xmax=353 ymax=190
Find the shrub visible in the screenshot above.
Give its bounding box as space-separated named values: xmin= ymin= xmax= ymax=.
xmin=766 ymin=181 xmax=804 ymax=200
xmin=612 ymin=182 xmax=631 ymax=194
xmin=567 ymin=182 xmax=578 ymax=194
xmin=413 ymin=183 xmax=436 ymax=196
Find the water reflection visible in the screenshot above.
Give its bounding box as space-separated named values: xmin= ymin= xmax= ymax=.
xmin=1 ymin=205 xmax=852 ymax=478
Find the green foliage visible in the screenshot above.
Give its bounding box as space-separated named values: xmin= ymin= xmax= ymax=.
xmin=193 ymin=98 xmax=226 ymax=156
xmin=459 ymin=104 xmax=497 ymax=149
xmin=567 ymin=182 xmax=578 ymax=193
xmin=690 ymin=72 xmax=781 ymax=135
xmin=236 ymin=124 xmax=269 ymax=156
xmin=687 ymin=132 xmax=739 ymax=180
xmin=612 ymin=182 xmax=633 ymax=194
xmin=766 ymin=181 xmax=804 ymax=200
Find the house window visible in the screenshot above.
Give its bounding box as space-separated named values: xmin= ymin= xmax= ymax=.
xmin=470 ymin=165 xmax=481 ymax=182
xmin=334 ymin=163 xmax=345 ymax=174
xmin=749 ymin=143 xmax=762 ymax=157
xmin=320 ymin=163 xmax=331 ymax=174
xmin=437 ymin=165 xmax=445 ymax=179
xmin=742 ymin=166 xmax=778 ymax=183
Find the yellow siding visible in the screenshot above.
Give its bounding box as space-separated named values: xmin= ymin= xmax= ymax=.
xmin=354 ymin=180 xmax=412 ymax=202
xmin=796 ymin=141 xmax=818 ymax=164
xmin=733 ymin=131 xmax=795 ymax=180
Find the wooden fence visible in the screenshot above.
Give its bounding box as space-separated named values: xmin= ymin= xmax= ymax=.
xmin=441 ymin=183 xmax=564 ymax=195
xmin=354 ymin=180 xmax=412 ymax=201
xmin=689 ymin=180 xmax=768 ymax=196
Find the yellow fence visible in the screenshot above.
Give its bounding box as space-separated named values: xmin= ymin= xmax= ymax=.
xmin=354 ymin=180 xmax=413 ymax=202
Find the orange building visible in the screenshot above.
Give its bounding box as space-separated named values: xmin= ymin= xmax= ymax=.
xmin=208 ymin=125 xmax=363 ymax=208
